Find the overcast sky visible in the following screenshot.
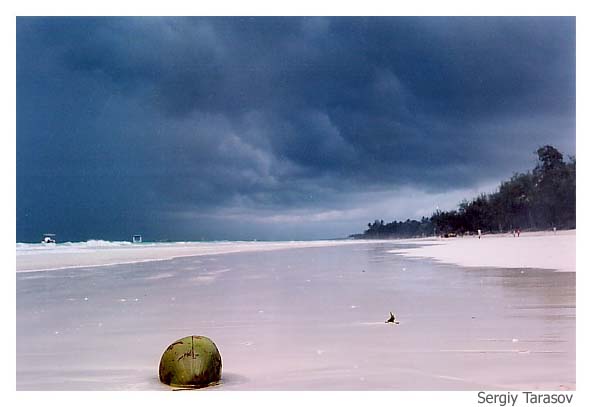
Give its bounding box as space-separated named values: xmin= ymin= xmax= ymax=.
xmin=16 ymin=17 xmax=575 ymax=242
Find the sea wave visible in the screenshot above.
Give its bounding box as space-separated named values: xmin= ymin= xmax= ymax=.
xmin=16 ymin=240 xmax=135 ymax=254
xmin=16 ymin=238 xmax=309 ymax=252
xmin=15 ymin=239 xmax=264 ymax=253
xmin=65 ymin=240 xmax=134 ymax=247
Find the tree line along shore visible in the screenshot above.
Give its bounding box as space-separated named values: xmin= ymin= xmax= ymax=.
xmin=353 ymin=145 xmax=575 ymax=239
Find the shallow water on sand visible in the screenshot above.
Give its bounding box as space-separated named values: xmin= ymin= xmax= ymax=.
xmin=16 ymin=242 xmax=575 ymax=390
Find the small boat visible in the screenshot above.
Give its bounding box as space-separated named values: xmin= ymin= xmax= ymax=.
xmin=41 ymin=233 xmax=56 ymax=244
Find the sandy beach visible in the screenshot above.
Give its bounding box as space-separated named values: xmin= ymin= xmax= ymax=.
xmin=389 ymin=230 xmax=576 ymax=273
xmin=16 ymin=234 xmax=575 ymax=390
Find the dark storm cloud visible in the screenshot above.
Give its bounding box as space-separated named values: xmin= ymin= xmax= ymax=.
xmin=17 ymin=17 xmax=575 ymax=241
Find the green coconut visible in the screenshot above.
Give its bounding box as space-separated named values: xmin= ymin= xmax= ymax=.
xmin=159 ymin=335 xmax=222 ymax=388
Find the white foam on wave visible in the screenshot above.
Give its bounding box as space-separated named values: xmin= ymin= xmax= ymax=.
xmin=17 ymin=240 xmax=133 ymax=251
xmin=16 ymin=239 xmax=293 ymax=253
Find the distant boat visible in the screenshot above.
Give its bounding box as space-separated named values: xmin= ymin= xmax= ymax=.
xmin=41 ymin=233 xmax=56 ymax=244
xmin=132 ymin=234 xmax=142 ymax=243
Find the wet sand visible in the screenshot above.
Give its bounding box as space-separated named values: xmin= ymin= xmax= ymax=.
xmin=16 ymin=240 xmax=374 ymax=273
xmin=16 ymin=242 xmax=575 ymax=390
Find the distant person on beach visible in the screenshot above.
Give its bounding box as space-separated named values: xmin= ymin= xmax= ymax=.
xmin=478 ymin=229 xmax=482 ymax=239
xmin=517 ymin=228 xmax=521 ymax=237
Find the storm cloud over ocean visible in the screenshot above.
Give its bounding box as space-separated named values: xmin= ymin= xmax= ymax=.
xmin=17 ymin=17 xmax=575 ymax=241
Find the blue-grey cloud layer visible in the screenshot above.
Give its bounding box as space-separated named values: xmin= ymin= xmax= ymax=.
xmin=17 ymin=17 xmax=575 ymax=241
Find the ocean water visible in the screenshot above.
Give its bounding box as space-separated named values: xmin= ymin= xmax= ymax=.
xmin=16 ymin=239 xmax=265 ymax=254
xmin=16 ymin=239 xmax=321 ymax=250
xmin=16 ymin=242 xmax=575 ymax=390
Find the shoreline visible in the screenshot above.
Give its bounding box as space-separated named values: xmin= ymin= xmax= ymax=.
xmin=16 ymin=230 xmax=576 ymax=273
xmin=16 ymin=239 xmax=387 ymax=273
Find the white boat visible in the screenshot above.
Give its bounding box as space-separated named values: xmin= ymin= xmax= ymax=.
xmin=41 ymin=234 xmax=56 ymax=244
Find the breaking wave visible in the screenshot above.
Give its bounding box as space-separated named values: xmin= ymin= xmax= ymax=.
xmin=16 ymin=240 xmax=135 ymax=254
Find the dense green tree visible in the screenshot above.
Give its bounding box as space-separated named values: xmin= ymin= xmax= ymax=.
xmin=357 ymin=146 xmax=575 ymax=239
